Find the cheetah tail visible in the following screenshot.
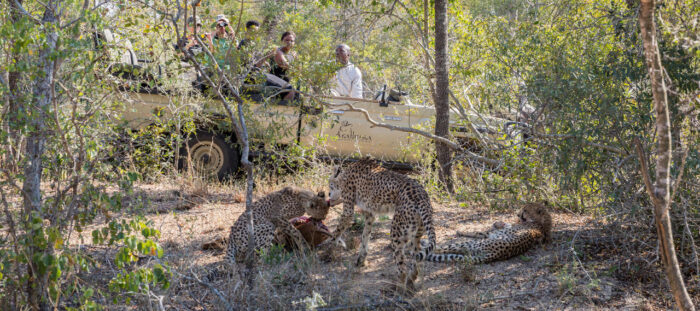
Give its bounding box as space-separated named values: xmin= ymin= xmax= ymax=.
xmin=416 ymin=216 xmax=437 ymax=261
xmin=426 ymin=223 xmax=436 ymax=255
xmin=425 ymin=253 xmax=466 ymax=262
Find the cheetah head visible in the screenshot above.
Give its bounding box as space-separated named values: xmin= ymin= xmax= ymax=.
xmin=300 ymin=190 xmax=331 ymax=221
xmin=328 ymin=166 xmax=344 ymax=206
xmin=518 ymin=202 xmax=553 ymax=243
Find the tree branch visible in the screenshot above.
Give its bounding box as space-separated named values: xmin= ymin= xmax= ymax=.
xmin=186 ymin=6 xmax=257 ymax=287
xmin=11 ymin=0 xmax=41 ymax=24
xmin=634 ymin=138 xmax=660 ymax=206
xmin=313 ymin=96 xmax=500 ymax=166
xmin=533 ymin=132 xmax=626 ymax=155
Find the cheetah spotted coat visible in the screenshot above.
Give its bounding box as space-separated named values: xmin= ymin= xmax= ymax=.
xmin=328 ymin=158 xmax=436 ymax=291
xmin=225 ymin=187 xmax=329 ymax=264
xmin=421 ymin=203 xmax=552 ymax=263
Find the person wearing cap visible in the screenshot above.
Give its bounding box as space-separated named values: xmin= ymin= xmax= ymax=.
xmin=182 ymin=15 xmax=212 ymax=57
xmin=208 ymin=14 xmax=236 ymax=69
xmin=211 ymin=14 xmax=236 ymax=43
xmin=179 ymin=15 xmax=216 ymax=92
xmin=330 ymin=44 xmax=363 ymax=98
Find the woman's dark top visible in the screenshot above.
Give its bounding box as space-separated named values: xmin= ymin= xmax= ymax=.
xmin=269 ymin=47 xmax=295 ymax=82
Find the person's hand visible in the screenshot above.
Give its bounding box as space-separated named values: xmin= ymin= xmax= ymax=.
xmin=184 ymin=36 xmax=196 ymax=49
xmin=227 ymin=26 xmax=236 ymax=38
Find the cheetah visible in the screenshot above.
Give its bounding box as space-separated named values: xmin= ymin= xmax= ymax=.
xmin=419 ymin=203 xmax=552 ymax=263
xmin=225 ymin=187 xmax=330 ymax=264
xmin=326 ymin=158 xmax=436 ymax=292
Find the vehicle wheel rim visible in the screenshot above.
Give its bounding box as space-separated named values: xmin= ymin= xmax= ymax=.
xmin=190 ymin=141 xmax=225 ymax=176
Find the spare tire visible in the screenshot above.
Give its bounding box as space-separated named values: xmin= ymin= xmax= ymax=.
xmin=181 ymin=132 xmax=239 ymax=180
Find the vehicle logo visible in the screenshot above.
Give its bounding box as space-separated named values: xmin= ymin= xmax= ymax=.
xmin=336 ymin=120 xmax=372 ymax=142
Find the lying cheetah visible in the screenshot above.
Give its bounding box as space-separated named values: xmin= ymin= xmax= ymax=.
xmin=327 ymin=158 xmax=436 ymax=292
xmin=420 ymin=203 xmax=552 ymax=263
xmin=225 ymin=187 xmax=330 ymax=264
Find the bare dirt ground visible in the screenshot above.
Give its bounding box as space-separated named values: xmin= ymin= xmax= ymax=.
xmin=76 ymin=180 xmax=695 ymax=310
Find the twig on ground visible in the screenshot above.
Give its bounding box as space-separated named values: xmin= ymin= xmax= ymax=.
xmin=316 ymin=298 xmax=412 ymax=311
xmin=177 ymin=270 xmax=236 ymax=311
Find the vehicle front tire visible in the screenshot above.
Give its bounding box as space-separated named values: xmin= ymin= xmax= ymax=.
xmin=180 ymin=132 xmax=239 ymax=180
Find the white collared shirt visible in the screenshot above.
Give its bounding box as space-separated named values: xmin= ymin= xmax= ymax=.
xmin=331 ymin=63 xmax=363 ymax=98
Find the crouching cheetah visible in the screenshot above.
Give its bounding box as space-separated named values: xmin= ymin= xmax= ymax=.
xmin=419 ymin=203 xmax=552 ymax=264
xmin=327 ymin=158 xmax=436 ymax=292
xmin=225 ymin=187 xmax=330 ymax=264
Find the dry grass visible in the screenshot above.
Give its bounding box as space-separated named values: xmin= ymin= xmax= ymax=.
xmin=66 ymin=168 xmax=693 ymax=311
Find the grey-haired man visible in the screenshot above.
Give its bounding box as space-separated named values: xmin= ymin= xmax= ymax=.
xmin=331 ymin=44 xmax=363 ymax=98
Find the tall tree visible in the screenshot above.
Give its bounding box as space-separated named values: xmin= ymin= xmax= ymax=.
xmin=433 ymin=0 xmax=453 ymax=193
xmin=178 ymin=4 xmax=258 ymax=288
xmin=5 ymin=0 xmax=23 ymax=165
xmin=22 ymin=5 xmax=59 ymax=310
xmin=637 ymin=0 xmax=695 ymax=310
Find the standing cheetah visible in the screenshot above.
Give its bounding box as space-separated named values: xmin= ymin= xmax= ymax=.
xmin=225 ymin=187 xmax=330 ymax=264
xmin=327 ymin=158 xmax=436 ymax=292
xmin=419 ymin=203 xmax=552 ymax=263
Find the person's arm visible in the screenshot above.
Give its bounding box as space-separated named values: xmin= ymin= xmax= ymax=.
xmin=204 ymin=32 xmax=213 ymax=50
xmin=255 ymin=49 xmax=276 ymax=67
xmin=273 ymin=49 xmax=290 ymax=69
xmin=207 ymin=32 xmax=216 ymax=51
xmin=226 ymin=26 xmax=236 ymax=40
xmin=184 ymin=36 xmax=196 ymax=49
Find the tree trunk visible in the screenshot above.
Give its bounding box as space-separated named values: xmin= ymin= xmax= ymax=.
xmin=182 ymin=14 xmax=258 ymax=286
xmin=638 ymin=1 xmax=695 ymax=310
xmin=6 ymin=0 xmax=23 ymax=165
xmin=23 ymin=6 xmax=58 ymax=311
xmin=433 ymin=0 xmax=453 ymax=193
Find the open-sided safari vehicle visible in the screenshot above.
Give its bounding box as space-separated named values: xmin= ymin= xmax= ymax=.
xmin=100 ymin=29 xmax=518 ymax=179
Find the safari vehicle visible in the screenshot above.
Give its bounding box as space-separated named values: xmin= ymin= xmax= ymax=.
xmin=101 ymin=29 xmax=515 ymax=179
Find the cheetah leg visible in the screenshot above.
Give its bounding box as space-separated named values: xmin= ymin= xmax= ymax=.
xmin=329 ymin=197 xmax=355 ymax=248
xmin=254 ymin=221 xmax=276 ymax=252
xmin=455 ymin=231 xmax=489 ymax=239
xmin=390 ymin=216 xmax=414 ymax=295
xmin=398 ymin=223 xmax=420 ymax=294
xmin=410 ymin=226 xmax=423 ymax=285
xmin=355 ymin=211 xmax=375 ymax=267
xmin=457 ymin=221 xmax=509 ymax=238
xmin=230 ymin=220 xmax=274 ymax=282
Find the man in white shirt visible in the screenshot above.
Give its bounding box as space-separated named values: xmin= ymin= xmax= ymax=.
xmin=331 ymin=44 xmax=363 ymax=98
